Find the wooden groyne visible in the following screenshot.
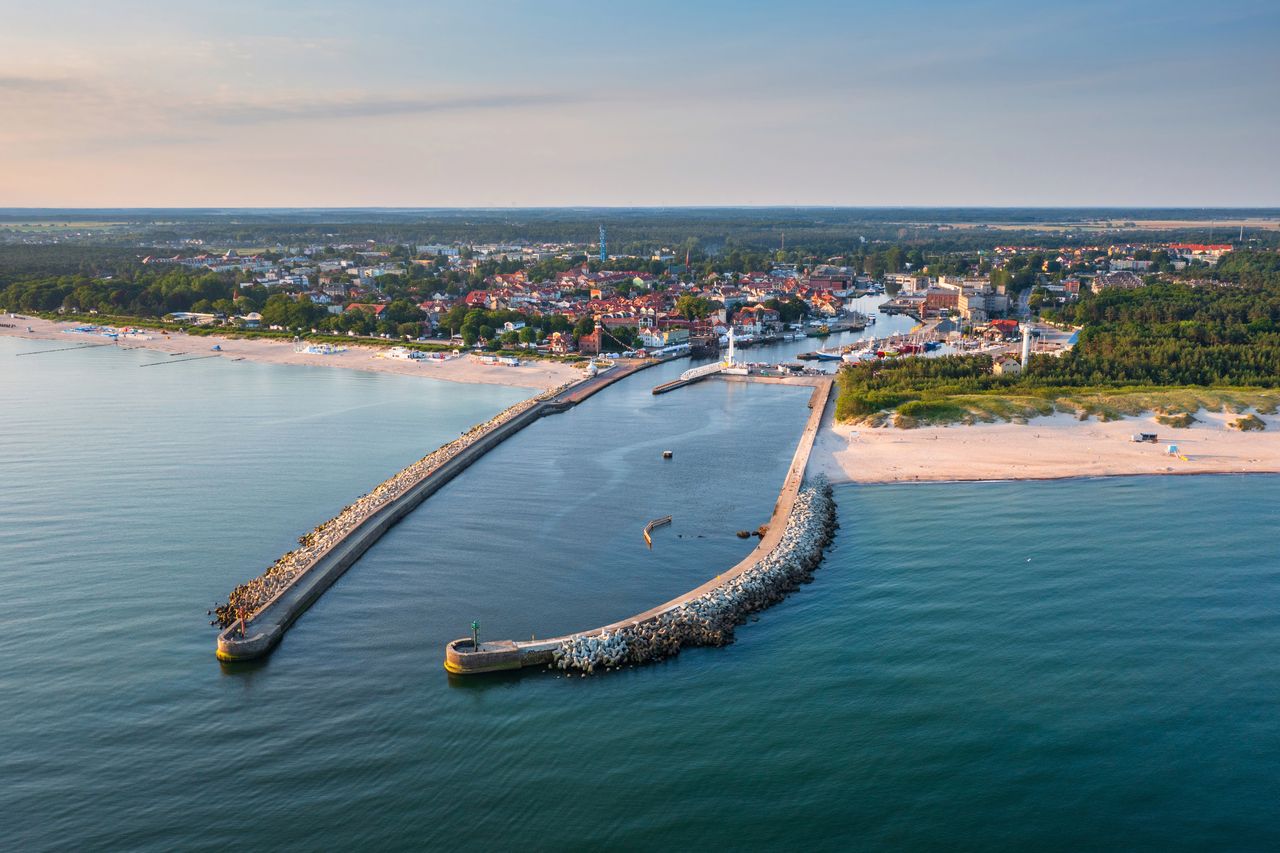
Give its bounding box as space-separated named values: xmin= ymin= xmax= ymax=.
xmin=643 ymin=515 xmax=672 ymax=549
xmin=445 ymin=376 xmax=834 ymax=676
xmin=215 ymin=357 xmax=666 ymax=662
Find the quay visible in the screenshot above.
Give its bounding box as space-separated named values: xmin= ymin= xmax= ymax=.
xmin=444 ymin=374 xmax=834 ymax=675
xmin=653 ymin=362 xmax=828 ymax=395
xmin=215 ymin=356 xmax=666 ymax=662
xmin=879 ymin=297 xmax=923 ymax=320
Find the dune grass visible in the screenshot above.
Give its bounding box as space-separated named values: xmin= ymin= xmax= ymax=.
xmin=850 ymin=386 xmax=1280 ymax=429
xmin=1232 ymin=414 xmax=1267 ymax=431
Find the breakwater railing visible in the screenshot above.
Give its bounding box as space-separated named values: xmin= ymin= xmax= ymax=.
xmin=445 ymin=377 xmax=835 ymax=676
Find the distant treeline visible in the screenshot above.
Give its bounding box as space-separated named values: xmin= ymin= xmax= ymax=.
xmin=4 ymin=207 xmax=1278 ymax=255
xmin=0 ymin=245 xmax=154 ymax=278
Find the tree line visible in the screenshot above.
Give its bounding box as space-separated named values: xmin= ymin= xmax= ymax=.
xmin=838 ymin=252 xmax=1280 ymax=419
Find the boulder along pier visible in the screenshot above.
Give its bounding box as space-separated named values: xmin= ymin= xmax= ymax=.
xmin=213 ymin=357 xmax=662 ymax=662
xmin=444 ymin=375 xmax=837 ymax=677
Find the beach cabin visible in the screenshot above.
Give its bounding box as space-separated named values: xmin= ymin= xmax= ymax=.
xmin=1130 ymin=433 xmax=1159 ymax=443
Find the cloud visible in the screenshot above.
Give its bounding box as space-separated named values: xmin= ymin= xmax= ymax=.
xmin=0 ymin=72 xmax=586 ymax=153
xmin=0 ymin=74 xmax=82 ymax=93
xmin=190 ymin=91 xmax=581 ymax=125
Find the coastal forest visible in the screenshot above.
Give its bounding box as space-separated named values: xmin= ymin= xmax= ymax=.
xmin=836 ymin=252 xmax=1280 ymax=425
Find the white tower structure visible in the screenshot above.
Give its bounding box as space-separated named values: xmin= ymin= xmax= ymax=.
xmin=725 ymin=327 xmax=737 ymax=367
xmin=1020 ymin=323 xmax=1031 ymax=364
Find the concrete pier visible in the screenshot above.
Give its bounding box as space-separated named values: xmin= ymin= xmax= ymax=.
xmin=445 ymin=376 xmax=834 ymax=676
xmin=216 ymin=356 xmax=667 ymax=662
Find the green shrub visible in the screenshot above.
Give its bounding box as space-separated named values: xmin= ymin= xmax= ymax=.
xmin=1155 ymin=412 xmax=1197 ymax=428
xmin=1231 ymin=414 xmax=1266 ymax=431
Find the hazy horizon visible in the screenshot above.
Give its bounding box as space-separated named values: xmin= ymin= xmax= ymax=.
xmin=2 ymin=0 xmax=1277 ymax=208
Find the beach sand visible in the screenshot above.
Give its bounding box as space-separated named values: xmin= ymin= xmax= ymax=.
xmin=810 ymin=407 xmax=1280 ymax=484
xmin=2 ymin=316 xmax=583 ymax=390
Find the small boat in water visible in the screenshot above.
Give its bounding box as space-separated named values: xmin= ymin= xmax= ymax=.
xmin=813 ymin=349 xmax=843 ymax=361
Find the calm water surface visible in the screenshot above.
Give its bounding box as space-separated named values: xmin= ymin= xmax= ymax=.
xmin=2 ymin=336 xmax=1278 ymax=851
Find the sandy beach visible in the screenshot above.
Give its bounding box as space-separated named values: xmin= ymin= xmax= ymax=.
xmin=1 ymin=316 xmax=583 ymax=391
xmin=811 ymin=407 xmax=1280 ymax=484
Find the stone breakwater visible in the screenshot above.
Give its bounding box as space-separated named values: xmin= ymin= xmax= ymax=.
xmin=213 ymin=380 xmax=575 ymax=628
xmin=550 ymin=478 xmax=837 ymax=675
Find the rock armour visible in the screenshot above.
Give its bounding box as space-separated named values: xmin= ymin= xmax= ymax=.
xmin=551 ymin=477 xmax=837 ymax=674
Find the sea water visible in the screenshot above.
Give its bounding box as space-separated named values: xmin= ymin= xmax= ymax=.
xmin=2 ymin=337 xmax=1277 ymax=851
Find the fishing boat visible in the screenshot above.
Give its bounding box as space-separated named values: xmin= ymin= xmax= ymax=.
xmin=813 ymin=349 xmax=843 ymax=362
xmin=842 ymin=341 xmax=874 ymax=363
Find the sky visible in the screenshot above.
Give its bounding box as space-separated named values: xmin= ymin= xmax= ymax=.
xmin=0 ymin=0 xmax=1276 ymax=207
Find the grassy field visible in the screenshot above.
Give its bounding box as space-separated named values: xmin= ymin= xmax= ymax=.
xmin=847 ymin=386 xmax=1280 ymax=429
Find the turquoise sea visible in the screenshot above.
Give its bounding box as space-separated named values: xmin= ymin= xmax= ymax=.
xmin=2 ymin=335 xmax=1278 ymax=851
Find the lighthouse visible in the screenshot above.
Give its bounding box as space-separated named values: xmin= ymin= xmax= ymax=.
xmin=1020 ymin=323 xmax=1032 ymax=364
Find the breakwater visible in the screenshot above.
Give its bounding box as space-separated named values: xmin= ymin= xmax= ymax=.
xmin=551 ymin=479 xmax=835 ymax=673
xmin=214 ymin=357 xmax=667 ymax=662
xmin=215 ymin=384 xmax=570 ymax=660
xmin=445 ymin=377 xmax=835 ymax=676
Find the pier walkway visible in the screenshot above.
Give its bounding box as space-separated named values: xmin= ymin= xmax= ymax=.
xmin=216 ymin=356 xmax=668 ymax=662
xmin=444 ymin=375 xmax=834 ymax=675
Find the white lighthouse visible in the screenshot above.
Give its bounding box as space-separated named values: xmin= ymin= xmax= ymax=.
xmin=1020 ymin=323 xmax=1032 ymax=365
